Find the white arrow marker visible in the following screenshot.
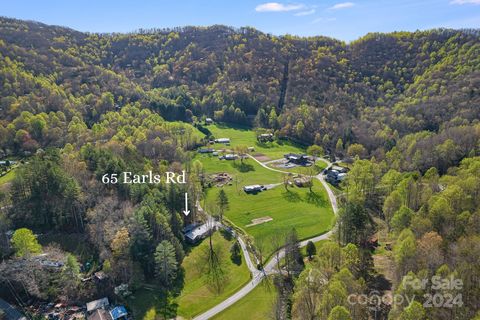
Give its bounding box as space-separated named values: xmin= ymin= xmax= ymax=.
xmin=183 ymin=192 xmax=190 ymax=216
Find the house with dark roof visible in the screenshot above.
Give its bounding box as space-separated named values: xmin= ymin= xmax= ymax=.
xmin=284 ymin=153 xmax=310 ymax=165
xmin=184 ymin=223 xmax=212 ymax=243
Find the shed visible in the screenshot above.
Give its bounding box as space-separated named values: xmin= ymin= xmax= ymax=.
xmin=86 ymin=298 xmax=109 ymax=313
xmin=223 ymin=154 xmax=237 ymax=160
xmin=109 ymin=306 xmax=128 ymax=320
xmin=215 ymin=138 xmax=230 ymax=144
xmin=243 ymin=185 xmax=263 ymax=193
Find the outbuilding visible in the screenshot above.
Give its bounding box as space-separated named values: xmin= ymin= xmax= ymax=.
xmin=243 ymin=185 xmax=264 ymax=193
xmin=86 ymin=298 xmax=109 ymax=313
xmin=215 ymin=138 xmax=230 ymax=144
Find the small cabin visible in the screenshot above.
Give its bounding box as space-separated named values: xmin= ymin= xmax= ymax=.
xmin=198 ymin=148 xmax=215 ymax=154
xmin=215 ymin=138 xmax=230 ymax=144
xmin=258 ymin=133 xmax=274 ymax=142
xmin=222 ymin=154 xmax=237 ymax=161
xmin=243 ymin=185 xmax=264 ymax=193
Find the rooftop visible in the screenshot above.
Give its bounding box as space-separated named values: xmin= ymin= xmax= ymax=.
xmin=86 ymin=298 xmax=109 ymax=313
xmin=184 ymin=224 xmax=212 ymax=242
xmin=109 ymin=306 xmax=128 ymax=320
xmin=0 ymin=299 xmax=27 ymax=320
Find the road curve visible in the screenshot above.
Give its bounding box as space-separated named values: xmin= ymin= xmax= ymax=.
xmin=193 ymin=155 xmax=338 ymax=320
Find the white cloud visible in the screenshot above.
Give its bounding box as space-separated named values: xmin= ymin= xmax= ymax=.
xmin=255 ymin=2 xmax=305 ymax=12
xmin=329 ymin=2 xmax=355 ymax=10
xmin=312 ymin=17 xmax=337 ymax=23
xmin=450 ymin=0 xmax=480 ymax=4
xmin=295 ymin=9 xmax=316 ymax=16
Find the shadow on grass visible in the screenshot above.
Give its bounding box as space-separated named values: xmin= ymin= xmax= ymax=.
xmin=282 ymin=189 xmax=302 ymax=202
xmin=220 ymin=228 xmax=233 ymax=241
xmin=128 ymin=282 xmax=180 ymax=320
xmin=183 ymin=237 xmax=205 ymax=255
xmin=305 ymin=190 xmax=328 ymax=207
xmin=232 ymin=161 xmax=255 ymax=172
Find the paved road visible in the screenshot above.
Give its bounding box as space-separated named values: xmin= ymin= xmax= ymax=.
xmin=193 ymin=156 xmax=338 ymax=320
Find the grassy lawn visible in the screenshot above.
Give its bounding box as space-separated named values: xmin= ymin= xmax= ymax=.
xmin=211 ymin=279 xmax=277 ymax=320
xmin=268 ymin=160 xmax=328 ymax=175
xmin=205 ymin=178 xmax=335 ymax=257
xmin=197 ymin=155 xmax=283 ymax=187
xmin=0 ymin=169 xmax=16 ymax=185
xmin=128 ymin=232 xmax=251 ymax=320
xmin=196 ymin=125 xmax=335 ymax=258
xmin=206 ymin=123 xmax=305 ymax=160
xmin=175 ymin=232 xmax=251 ymax=318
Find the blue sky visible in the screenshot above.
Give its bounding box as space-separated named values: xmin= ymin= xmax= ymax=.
xmin=1 ymin=0 xmax=479 ymax=41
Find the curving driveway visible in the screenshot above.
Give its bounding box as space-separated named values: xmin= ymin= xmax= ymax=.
xmin=193 ymin=156 xmax=338 ymax=320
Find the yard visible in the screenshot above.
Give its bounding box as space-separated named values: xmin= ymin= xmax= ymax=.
xmin=211 ymin=279 xmax=277 ymax=320
xmin=199 ymin=153 xmax=335 ymax=257
xmin=0 ymin=168 xmax=16 ymax=185
xmin=197 ymin=124 xmax=335 ymax=258
xmin=267 ymin=160 xmax=328 ymax=175
xmin=206 ymin=124 xmax=306 ymax=160
xmin=207 ymin=179 xmax=334 ymax=257
xmin=127 ymin=232 xmax=251 ymax=320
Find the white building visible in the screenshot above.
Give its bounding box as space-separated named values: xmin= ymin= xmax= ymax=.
xmin=215 ymin=138 xmax=230 ymax=144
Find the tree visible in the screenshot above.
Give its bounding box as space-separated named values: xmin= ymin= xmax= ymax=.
xmin=337 ymin=201 xmax=374 ymax=246
xmin=216 ymin=189 xmax=229 ymax=223
xmin=235 ymin=144 xmax=249 ymax=163
xmin=327 ymin=306 xmax=352 ymax=320
xmin=284 ymin=228 xmax=304 ymax=277
xmin=230 ymin=241 xmax=241 ymax=265
xmin=399 ymin=301 xmax=426 ymax=320
xmin=111 ymin=227 xmax=133 ymax=283
xmin=383 ymin=190 xmax=403 ymax=231
xmin=64 ymin=253 xmax=80 ymax=277
xmin=306 ymin=241 xmax=316 ymax=260
xmin=346 ymin=143 xmax=367 ymax=158
xmin=61 ymin=253 xmax=81 ymax=301
xmin=391 ymin=206 xmax=414 ymax=233
xmin=11 ymin=228 xmax=42 ymax=257
xmin=394 ymin=229 xmax=417 ymax=279
xmin=154 ymin=240 xmax=178 ymax=286
xmin=307 ymin=145 xmax=324 ymax=159
xmin=335 ymin=138 xmax=344 ymax=159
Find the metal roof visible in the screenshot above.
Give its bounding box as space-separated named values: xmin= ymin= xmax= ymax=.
xmin=86 ymin=298 xmax=109 ymax=312
xmin=109 ymin=306 xmax=128 ymax=320
xmin=0 ymin=299 xmax=27 ymax=320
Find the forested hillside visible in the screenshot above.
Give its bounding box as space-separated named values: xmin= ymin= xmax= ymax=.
xmin=0 ymin=17 xmax=479 ymax=320
xmin=0 ymin=17 xmax=479 ymax=171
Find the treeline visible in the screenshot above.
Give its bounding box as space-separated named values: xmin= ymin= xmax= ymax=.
xmin=0 ymin=18 xmax=478 ymax=168
xmin=0 ymin=105 xmax=202 ymax=304
xmin=291 ymin=156 xmax=480 ymax=319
